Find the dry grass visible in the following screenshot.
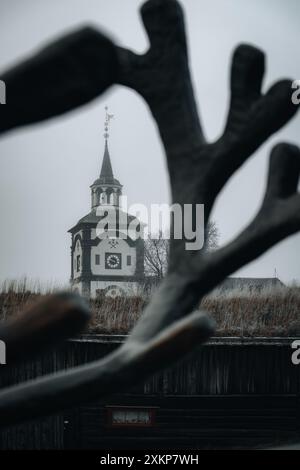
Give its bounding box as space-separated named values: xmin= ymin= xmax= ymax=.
xmin=0 ymin=279 xmax=299 ymax=336
xmin=89 ymin=296 xmax=145 ymax=334
xmin=202 ymin=286 xmax=300 ymax=336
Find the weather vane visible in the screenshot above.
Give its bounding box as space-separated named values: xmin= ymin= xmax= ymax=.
xmin=104 ymin=106 xmax=114 ymax=141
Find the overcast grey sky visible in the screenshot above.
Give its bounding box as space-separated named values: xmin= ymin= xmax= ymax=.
xmin=0 ymin=0 xmax=299 ymax=286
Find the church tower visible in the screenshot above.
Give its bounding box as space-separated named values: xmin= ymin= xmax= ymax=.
xmin=69 ymin=108 xmax=144 ymax=298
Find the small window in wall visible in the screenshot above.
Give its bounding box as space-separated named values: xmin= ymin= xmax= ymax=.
xmin=127 ymin=255 xmax=131 ymax=266
xmin=106 ymin=406 xmax=157 ymax=428
xmin=95 ymin=254 xmax=100 ymax=265
xmin=76 ymin=255 xmax=81 ymax=272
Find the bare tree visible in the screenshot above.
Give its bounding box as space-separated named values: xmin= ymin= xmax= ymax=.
xmin=145 ymin=222 xmax=219 ymax=278
xmin=204 ymin=221 xmax=219 ymax=251
xmin=144 ymin=232 xmax=169 ymax=279
xmin=0 ymin=0 xmax=299 ymax=427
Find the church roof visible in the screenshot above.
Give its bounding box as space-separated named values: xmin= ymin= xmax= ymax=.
xmin=68 ymin=208 xmax=138 ymax=232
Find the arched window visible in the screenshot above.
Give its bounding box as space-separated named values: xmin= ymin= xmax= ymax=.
xmin=100 ymin=190 xmax=107 ymax=204
xmin=110 ymin=191 xmax=116 ymax=205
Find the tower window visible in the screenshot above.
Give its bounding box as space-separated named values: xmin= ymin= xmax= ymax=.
xmin=76 ymin=255 xmax=81 ymax=272
xmin=95 ymin=254 xmax=100 ymax=265
xmin=127 ymin=255 xmax=131 ymax=266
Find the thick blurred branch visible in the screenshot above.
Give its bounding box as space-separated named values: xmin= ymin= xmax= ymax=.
xmin=0 ymin=309 xmax=214 ymax=427
xmin=0 ymin=28 xmax=119 ymax=134
xmin=0 ymin=292 xmax=91 ymax=364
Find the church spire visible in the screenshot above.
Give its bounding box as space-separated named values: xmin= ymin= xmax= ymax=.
xmin=100 ymin=140 xmax=114 ymax=181
xmin=90 ymin=107 xmax=123 ymax=209
xmin=99 ymin=106 xmax=114 ymax=183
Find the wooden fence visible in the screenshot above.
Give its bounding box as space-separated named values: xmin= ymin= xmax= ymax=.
xmin=0 ymin=336 xmax=299 ymax=449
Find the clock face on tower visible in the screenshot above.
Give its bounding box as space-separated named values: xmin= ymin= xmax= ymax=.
xmin=105 ymin=253 xmax=122 ymax=270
